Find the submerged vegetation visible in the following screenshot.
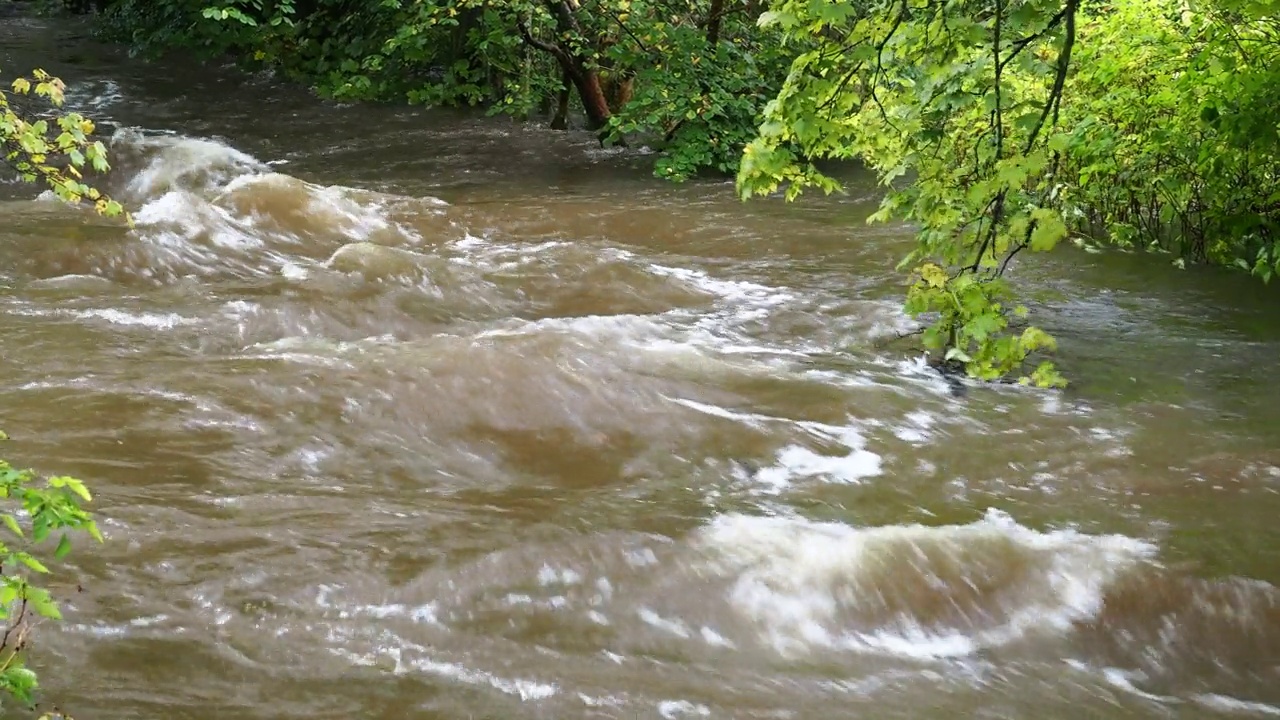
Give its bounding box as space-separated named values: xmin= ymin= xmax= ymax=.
xmin=20 ymin=0 xmax=1280 ymax=384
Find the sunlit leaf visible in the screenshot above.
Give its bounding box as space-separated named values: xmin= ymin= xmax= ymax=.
xmin=1 ymin=515 xmax=23 ymax=539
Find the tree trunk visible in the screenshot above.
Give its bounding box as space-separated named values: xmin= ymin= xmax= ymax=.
xmin=602 ymin=72 xmax=634 ymax=112
xmin=568 ymin=67 xmax=611 ymax=130
xmin=705 ymin=0 xmax=726 ymax=45
xmin=517 ymin=1 xmax=614 ymax=131
xmin=541 ymin=0 xmax=612 ymax=130
xmin=550 ymin=70 xmax=571 ymax=130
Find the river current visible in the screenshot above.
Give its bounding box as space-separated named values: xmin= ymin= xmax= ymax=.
xmin=2 ymin=12 xmax=1280 ymax=720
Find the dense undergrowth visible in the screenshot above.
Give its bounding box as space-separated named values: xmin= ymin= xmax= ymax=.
xmin=94 ymin=0 xmax=801 ymax=182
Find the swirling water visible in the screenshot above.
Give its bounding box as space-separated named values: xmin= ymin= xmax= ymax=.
xmin=3 ymin=13 xmax=1280 ymax=720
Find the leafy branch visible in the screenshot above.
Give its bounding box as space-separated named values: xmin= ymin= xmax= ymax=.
xmin=0 ymin=432 xmax=102 ymax=718
xmin=0 ymin=67 xmax=128 ymax=221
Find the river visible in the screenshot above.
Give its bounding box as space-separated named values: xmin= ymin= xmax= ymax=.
xmin=3 ymin=12 xmax=1280 ymax=720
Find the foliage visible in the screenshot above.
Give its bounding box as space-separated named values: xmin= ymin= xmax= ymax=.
xmin=1059 ymin=0 xmax=1280 ymax=279
xmin=97 ymin=0 xmax=801 ymax=180
xmin=0 ymin=67 xmax=126 ymax=219
xmin=737 ymin=0 xmax=1079 ymax=386
xmin=1 ymin=66 xmax=115 ymax=717
xmin=737 ymin=0 xmax=1280 ymax=386
xmin=601 ymin=1 xmax=796 ymax=179
xmin=0 ymin=431 xmax=103 ymax=719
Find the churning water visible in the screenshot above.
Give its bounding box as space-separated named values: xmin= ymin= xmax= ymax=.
xmin=3 ymin=13 xmax=1280 ymax=720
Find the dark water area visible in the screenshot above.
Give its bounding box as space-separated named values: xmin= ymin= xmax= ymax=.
xmin=3 ymin=11 xmax=1280 ymax=720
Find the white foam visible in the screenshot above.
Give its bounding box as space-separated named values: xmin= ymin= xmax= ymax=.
xmin=639 ymin=608 xmax=692 ymax=638
xmin=754 ymin=420 xmax=882 ymax=491
xmin=892 ymin=411 xmax=936 ymax=443
xmin=335 ymin=645 xmax=557 ymax=701
xmin=65 ymin=79 xmax=124 ymax=116
xmin=693 ymin=509 xmax=1157 ymax=659
xmin=537 ymin=564 xmax=582 ymax=586
xmin=648 ymin=263 xmax=794 ymax=309
xmin=134 ymin=189 xmax=264 ymax=254
xmin=593 ymin=576 xmax=614 ymax=602
xmin=447 ymin=236 xmax=571 ymax=271
xmin=667 ymin=399 xmax=883 ymax=491
xmin=314 ymin=585 xmax=438 ymax=624
xmin=658 ymin=700 xmax=712 ymax=718
xmin=474 ymin=313 xmax=668 ymax=342
xmin=1193 ymin=694 xmax=1280 ymax=716
xmin=892 ymin=355 xmax=960 ymax=396
xmin=280 ymin=262 xmax=309 ymax=280
xmin=1041 ymin=393 xmax=1064 ymax=414
xmin=10 ymin=302 xmax=195 ymax=330
xmin=115 ymin=129 xmax=268 ymax=199
xmin=863 ymin=301 xmax=921 ymax=340
xmin=342 ymin=603 xmax=438 ymax=624
xmin=66 ymin=623 xmax=129 ymax=638
xmin=224 ymin=173 xmax=424 ymax=245
xmin=579 ymin=692 xmax=624 ymax=708
xmin=667 ymin=397 xmax=771 ymax=429
xmin=1101 ymin=667 xmax=1179 ymax=705
xmin=73 ymin=308 xmax=193 ymax=330
xmin=453 ymin=233 xmax=487 ymax=250
xmin=700 ymin=626 xmax=737 ymax=648
xmin=26 ymin=274 xmax=116 ymax=291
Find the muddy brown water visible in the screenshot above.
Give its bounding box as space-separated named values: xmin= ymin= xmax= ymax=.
xmin=3 ymin=13 xmax=1280 ymax=720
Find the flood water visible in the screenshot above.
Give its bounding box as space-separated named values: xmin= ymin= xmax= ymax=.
xmin=4 ymin=13 xmax=1280 ymax=720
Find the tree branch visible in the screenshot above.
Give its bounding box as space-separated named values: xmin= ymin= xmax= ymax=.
xmin=1022 ymin=0 xmax=1079 ymax=154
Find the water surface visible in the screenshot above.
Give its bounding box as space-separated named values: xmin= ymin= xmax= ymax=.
xmin=3 ymin=13 xmax=1280 ymax=720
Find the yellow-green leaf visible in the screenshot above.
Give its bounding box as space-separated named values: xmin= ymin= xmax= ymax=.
xmin=1 ymin=514 xmax=23 ymax=539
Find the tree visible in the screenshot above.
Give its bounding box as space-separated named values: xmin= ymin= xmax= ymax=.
xmin=736 ymin=0 xmax=1280 ymax=387
xmin=97 ymin=0 xmax=801 ymax=180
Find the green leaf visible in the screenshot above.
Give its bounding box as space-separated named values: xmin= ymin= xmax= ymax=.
xmin=1 ymin=665 xmax=39 ymax=705
xmin=26 ymin=587 xmax=60 ymax=620
xmin=57 ymin=476 xmax=91 ymax=502
xmin=16 ymin=552 xmax=48 ymax=574
xmin=55 ymin=533 xmax=72 ymax=560
xmin=1 ymin=514 xmax=23 ymax=539
xmin=1029 ymin=209 xmax=1068 ymax=251
xmin=0 ymin=580 xmax=20 ymax=608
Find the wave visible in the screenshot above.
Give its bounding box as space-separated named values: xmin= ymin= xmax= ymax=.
xmin=692 ymin=509 xmax=1158 ymax=659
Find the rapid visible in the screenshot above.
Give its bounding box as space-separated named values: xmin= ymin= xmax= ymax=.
xmin=3 ymin=12 xmax=1280 ymax=720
